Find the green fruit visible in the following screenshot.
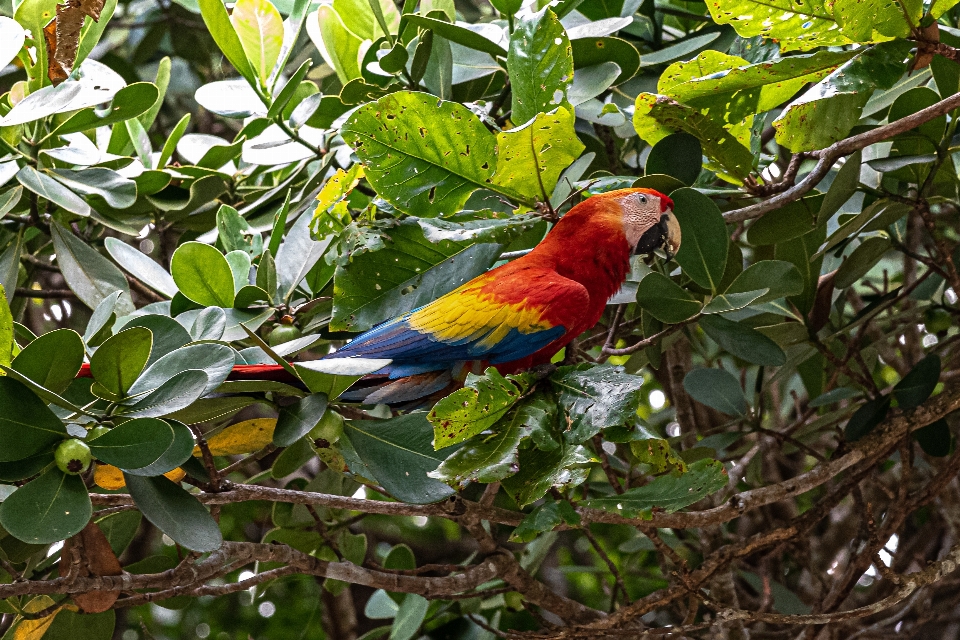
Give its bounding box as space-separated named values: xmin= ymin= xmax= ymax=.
xmin=309 ymin=411 xmax=344 ymax=447
xmin=55 ymin=439 xmax=92 ymax=475
xmin=925 ymin=308 xmax=952 ymax=334
xmin=87 ymin=426 xmax=111 ymax=440
xmin=268 ymin=324 xmax=302 ymax=346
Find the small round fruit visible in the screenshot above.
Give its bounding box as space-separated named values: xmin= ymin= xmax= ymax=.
xmin=86 ymin=426 xmax=111 ymax=440
xmin=309 ymin=411 xmax=344 ymax=447
xmin=925 ymin=308 xmax=952 ymax=334
xmin=269 ymin=324 xmax=302 ymax=346
xmin=55 ymin=439 xmax=92 ymax=475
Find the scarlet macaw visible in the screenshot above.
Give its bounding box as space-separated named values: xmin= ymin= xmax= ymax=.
xmin=321 ymin=187 xmax=679 ymax=403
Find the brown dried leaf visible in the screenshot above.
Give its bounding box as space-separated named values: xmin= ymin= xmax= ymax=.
xmin=43 ymin=20 xmax=68 ymax=85
xmin=60 ymin=522 xmax=122 ymax=613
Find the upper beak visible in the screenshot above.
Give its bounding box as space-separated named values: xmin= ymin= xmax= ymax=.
xmin=663 ymin=210 xmax=681 ymax=261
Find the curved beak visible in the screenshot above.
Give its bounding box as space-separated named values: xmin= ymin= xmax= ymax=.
xmin=662 ymin=210 xmax=681 ymax=261
xmin=634 ymin=210 xmax=682 ymax=260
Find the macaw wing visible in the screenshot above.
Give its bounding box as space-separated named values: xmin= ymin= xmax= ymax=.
xmin=328 ymin=271 xmax=587 ymax=374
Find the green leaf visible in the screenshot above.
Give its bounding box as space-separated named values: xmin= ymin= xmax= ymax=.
xmin=11 ymin=328 xmax=84 ymax=394
xmin=633 ymin=95 xmax=755 ymax=182
xmin=127 ymin=343 xmax=237 ymax=397
xmin=683 ymin=368 xmax=748 ymax=416
xmin=171 ymin=241 xmax=236 ymax=307
xmin=50 ymin=221 xmax=134 ymax=315
xmin=96 ymin=510 xmax=143 ymax=556
xmin=332 ymin=220 xmax=504 ymax=331
xmin=491 ymin=106 xmax=584 ymax=201
xmin=630 ymin=438 xmax=687 ymax=474
xmin=725 ymin=260 xmax=804 ymax=304
xmin=429 ymin=368 xmax=531 ymax=449
xmin=501 ymin=443 xmax=591 ymax=506
xmin=44 ymin=609 xmax=115 ymax=640
xmin=310 ymin=5 xmax=364 ymax=82
xmin=16 ymin=166 xmax=90 ymax=217
xmin=119 ymin=370 xmax=210 ymax=418
xmin=52 ymin=83 xmax=160 ymax=137
xmin=913 ymin=419 xmax=951 ymax=457
xmin=49 ymin=168 xmax=137 ymax=210
xmin=123 ymin=420 xmax=195 ymax=476
xmin=834 ymin=236 xmax=890 ymax=289
xmin=342 ymin=91 xmax=514 ymax=216
xmin=508 ymin=8 xmax=573 ymax=125
xmin=702 ymin=289 xmax=769 ymax=314
xmin=0 ymin=17 xmax=25 ymax=71
xmin=389 ymin=594 xmax=428 ymax=640
xmin=198 ymin=0 xmax=258 ymax=85
xmin=405 ymin=15 xmax=507 ymax=57
xmin=90 ymin=327 xmax=153 ymax=396
xmin=217 ymin=205 xmax=264 ymax=258
xmin=0 ymin=377 xmax=68 ymax=462
xmin=582 ymin=459 xmax=727 ymax=518
xmin=661 ymin=50 xmax=857 ymax=125
xmin=124 ymin=474 xmax=223 ymax=551
xmin=510 ymin=500 xmax=580 ymax=542
xmin=231 ymin=0 xmax=284 ymax=85
xmin=104 ymin=238 xmax=178 ymax=298
xmin=274 ymin=393 xmax=329 ymax=447
xmin=833 ymin=0 xmax=919 ymax=41
xmin=571 ymin=37 xmax=639 ymax=85
xmin=671 ymin=189 xmax=729 ymax=293
xmin=773 ymin=42 xmax=912 ymax=151
xmin=0 ymin=467 xmax=91 ymax=544
xmin=550 ymin=364 xmax=644 ymax=443
xmin=645 ymin=133 xmax=702 ymax=186
xmin=819 ymin=151 xmax=862 ymax=222
xmin=343 ymin=412 xmax=456 ymax=504
xmin=844 ymin=395 xmax=890 ymax=441
xmin=0 ymin=287 xmax=11 ymax=369
xmin=774 ymin=225 xmax=826 ymax=316
xmin=635 ymin=272 xmax=701 ymax=323
xmin=700 ymin=314 xmax=786 ymax=366
xmin=415 ymin=213 xmax=542 ymax=245
xmin=122 ymin=315 xmax=192 ymax=367
xmin=705 ymin=0 xmax=850 ymax=51
xmin=893 ymin=354 xmax=941 ymax=410
xmin=430 ymin=395 xmax=556 ymax=488
xmin=88 ymin=418 xmax=176 ymax=470
xmin=365 ymin=590 xmax=400 ymax=619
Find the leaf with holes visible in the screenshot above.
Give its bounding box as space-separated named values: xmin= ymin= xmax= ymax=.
xmin=550 ymin=364 xmax=645 ymax=444
xmin=429 ymin=368 xmax=533 ymax=449
xmin=508 ymin=8 xmax=573 ymax=124
xmin=491 ymin=106 xmax=584 ymax=201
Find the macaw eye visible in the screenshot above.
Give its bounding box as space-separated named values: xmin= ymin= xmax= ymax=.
xmin=637 ymin=194 xmax=647 ymax=204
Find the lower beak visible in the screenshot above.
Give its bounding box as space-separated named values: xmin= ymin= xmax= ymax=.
xmin=663 ymin=210 xmax=681 ymax=261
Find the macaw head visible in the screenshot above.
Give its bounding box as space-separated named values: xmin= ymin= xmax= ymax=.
xmin=589 ymin=188 xmax=681 ymax=260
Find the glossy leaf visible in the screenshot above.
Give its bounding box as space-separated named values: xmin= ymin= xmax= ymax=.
xmin=724 ymin=260 xmax=804 ymax=304
xmin=11 ymin=328 xmax=84 ymax=394
xmin=0 ymin=377 xmax=68 ymax=462
xmin=90 ymin=328 xmax=153 ymax=397
xmin=170 ymin=242 xmax=235 ymax=307
xmin=429 ymin=368 xmax=531 ymax=449
xmin=274 ymin=394 xmax=329 ymax=447
xmin=844 ymin=395 xmax=891 ymax=441
xmin=198 ymin=0 xmax=257 ymax=85
xmin=635 ymin=272 xmax=701 ymax=323
xmin=50 ymin=221 xmax=134 ymax=315
xmin=16 ymin=166 xmax=90 ymax=217
xmin=583 ymin=459 xmax=727 ymax=517
xmin=551 ymin=364 xmax=644 ymax=443
xmin=0 ymin=467 xmax=92 ymax=544
xmin=501 ymin=443 xmax=591 ymax=506
xmin=342 ymin=91 xmax=512 ymax=216
xmin=104 ymin=238 xmax=178 ymax=298
xmin=492 ymin=106 xmax=584 ymax=200
xmin=508 ymin=8 xmax=573 ymax=125
xmin=700 ymin=314 xmax=786 ymax=366
xmin=127 ymin=343 xmax=236 ymax=397
xmin=231 ymin=0 xmax=284 ymax=85
xmin=88 ymin=418 xmax=175 ymax=470
xmin=124 ymin=474 xmax=223 ymax=551
xmin=343 ymin=412 xmax=456 ymax=504
xmin=119 ymin=370 xmax=209 ymax=418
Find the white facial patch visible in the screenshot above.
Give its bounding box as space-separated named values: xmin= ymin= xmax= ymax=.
xmin=621 ymin=193 xmax=664 ymax=248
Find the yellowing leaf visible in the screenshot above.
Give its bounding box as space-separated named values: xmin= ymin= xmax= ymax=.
xmin=94 ymin=464 xmax=125 ymax=490
xmin=231 ymin=0 xmax=284 ymax=86
xmin=95 ymin=464 xmax=185 ymax=489
xmin=0 ymin=285 xmax=12 ymax=370
xmin=312 ymin=165 xmax=364 ymax=236
xmin=14 ymin=597 xmax=66 ymax=640
xmin=197 ymin=418 xmax=277 ymax=456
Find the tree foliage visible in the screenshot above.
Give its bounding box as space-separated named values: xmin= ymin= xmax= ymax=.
xmin=0 ymin=0 xmax=958 ymax=637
